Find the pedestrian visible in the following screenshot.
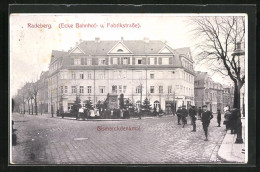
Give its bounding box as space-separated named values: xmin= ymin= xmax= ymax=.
xmin=224 ymin=106 xmax=231 ymax=131
xmin=217 ymin=109 xmax=221 ymax=127
xmin=188 ymin=105 xmax=193 ymax=125
xmin=181 ymin=105 xmax=188 ymax=128
xmin=176 ymin=107 xmax=182 ymax=125
xmin=190 ymin=106 xmax=197 ymax=132
xmin=198 ymin=107 xmax=202 ymax=120
xmin=201 ymin=105 xmax=213 ymax=141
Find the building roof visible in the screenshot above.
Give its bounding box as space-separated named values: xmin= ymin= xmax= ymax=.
xmin=175 ymin=47 xmax=193 ymax=61
xmin=76 ymin=40 xmax=167 ymax=55
xmin=50 ymin=50 xmax=68 ymax=63
xmin=195 ymin=71 xmax=208 ymax=81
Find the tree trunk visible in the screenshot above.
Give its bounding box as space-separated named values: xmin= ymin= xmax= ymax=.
xmin=233 ymin=80 xmax=242 ymax=109
xmin=23 ymin=102 xmax=25 ymax=114
xmin=31 ymin=99 xmax=33 ymax=115
xmin=34 ymin=95 xmax=38 ymax=115
xmin=27 ymin=100 xmax=30 ymax=114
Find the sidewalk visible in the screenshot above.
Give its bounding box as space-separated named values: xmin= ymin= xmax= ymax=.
xmin=217 ymin=118 xmax=245 ymax=163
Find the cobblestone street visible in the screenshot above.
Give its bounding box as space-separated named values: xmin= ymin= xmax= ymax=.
xmin=11 ymin=113 xmax=226 ymax=164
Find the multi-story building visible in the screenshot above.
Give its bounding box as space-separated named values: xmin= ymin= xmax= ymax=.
xmin=47 ymin=37 xmax=195 ymax=113
xmin=223 ymin=85 xmax=234 ymax=108
xmin=194 ymin=71 xmax=234 ymax=113
xmin=38 ymin=71 xmax=49 ymax=113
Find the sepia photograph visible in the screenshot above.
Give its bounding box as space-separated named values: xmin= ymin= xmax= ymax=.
xmin=10 ymin=13 xmax=247 ymax=164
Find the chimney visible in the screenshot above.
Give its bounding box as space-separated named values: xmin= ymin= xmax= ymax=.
xmin=95 ymin=37 xmax=100 ymax=43
xmin=121 ymin=37 xmax=124 ymax=41
xmin=79 ymin=39 xmax=83 ymax=43
xmin=144 ymin=37 xmax=149 ymax=43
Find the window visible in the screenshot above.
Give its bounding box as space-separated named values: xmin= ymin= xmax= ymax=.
xmin=123 ymin=57 xmax=128 ymax=65
xmin=87 ymin=59 xmax=92 ymax=65
xmin=154 ymin=101 xmax=160 ymax=109
xmin=117 ymin=49 xmax=123 ymax=52
xmin=99 ymin=86 xmax=105 ymax=94
xmin=112 ymin=58 xmax=118 ymax=65
xmin=150 ymin=57 xmax=154 ymax=65
xmin=60 ymin=86 xmax=63 ymax=94
xmin=64 ymin=86 xmax=68 ymax=93
xmin=150 ymin=86 xmax=155 ymax=93
xmin=72 ymin=86 xmax=76 ymax=94
xmin=87 ymin=72 xmax=91 ymax=79
xmin=162 ymin=58 xmax=169 ymax=65
xmin=118 ymin=85 xmax=122 ymax=93
xmin=74 ymin=58 xmax=81 ymax=65
xmin=136 ymin=86 xmax=142 ymax=93
xmin=159 ymin=86 xmax=163 ymax=94
xmin=99 ymin=59 xmax=106 ymax=65
xmin=80 ymin=73 xmax=84 ymax=79
xmin=79 ymin=86 xmax=84 ymax=94
xmin=123 ymin=86 xmax=127 ymax=93
xmin=87 ymin=86 xmax=92 ymax=94
xmin=137 ymin=59 xmax=142 ymax=64
xmin=112 ymin=85 xmax=117 ymax=93
xmin=98 ymin=72 xmax=105 ymax=79
xmin=72 ymin=72 xmax=76 ymax=79
xmin=136 ymin=101 xmax=141 ymax=109
xmin=168 ymin=86 xmax=172 ymax=94
xmin=150 ymin=73 xmax=154 ymax=79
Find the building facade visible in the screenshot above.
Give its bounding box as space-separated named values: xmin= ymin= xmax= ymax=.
xmin=47 ymin=38 xmax=195 ymax=113
xmin=38 ymin=71 xmax=49 ymax=113
xmin=194 ymin=71 xmax=234 ymax=113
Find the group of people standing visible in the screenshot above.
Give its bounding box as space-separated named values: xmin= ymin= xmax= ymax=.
xmin=176 ymin=105 xmax=214 ymax=141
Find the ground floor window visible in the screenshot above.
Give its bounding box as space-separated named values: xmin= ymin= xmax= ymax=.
xmin=154 ymin=100 xmax=160 ymax=109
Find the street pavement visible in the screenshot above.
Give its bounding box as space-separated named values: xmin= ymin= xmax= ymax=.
xmin=11 ymin=113 xmax=227 ymax=164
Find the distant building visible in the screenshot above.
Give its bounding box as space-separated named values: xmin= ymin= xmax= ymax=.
xmin=38 ymin=71 xmax=49 ymax=113
xmin=194 ymin=71 xmax=232 ymax=113
xmin=223 ymin=85 xmax=234 ymax=109
xmin=47 ymin=37 xmax=195 ymax=113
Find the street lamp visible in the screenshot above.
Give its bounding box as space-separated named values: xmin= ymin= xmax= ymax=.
xmin=231 ymin=42 xmax=244 ymax=144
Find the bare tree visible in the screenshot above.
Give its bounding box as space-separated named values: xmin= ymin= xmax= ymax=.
xmin=24 ymin=82 xmax=33 ymax=114
xmin=32 ymin=80 xmax=39 ymax=115
xmin=191 ymin=16 xmax=245 ymax=109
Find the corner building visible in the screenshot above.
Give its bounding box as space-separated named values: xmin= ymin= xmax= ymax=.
xmin=47 ymin=38 xmax=195 ymax=113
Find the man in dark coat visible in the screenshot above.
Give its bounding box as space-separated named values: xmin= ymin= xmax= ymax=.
xmin=198 ymin=107 xmax=202 ymax=120
xmin=176 ymin=107 xmax=182 ymax=125
xmin=217 ymin=109 xmax=221 ymax=127
xmin=201 ymin=105 xmax=213 ymax=141
xmin=181 ymin=105 xmax=188 ymax=128
xmin=189 ymin=106 xmax=197 ymax=131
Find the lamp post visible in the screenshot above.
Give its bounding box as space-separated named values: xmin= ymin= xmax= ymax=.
xmin=231 ymin=42 xmax=244 ymax=144
xmin=242 ymin=93 xmax=245 ymax=118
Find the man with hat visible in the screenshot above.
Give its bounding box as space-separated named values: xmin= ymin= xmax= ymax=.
xmin=189 ymin=105 xmax=197 ymax=132
xmin=176 ymin=106 xmax=182 ymax=125
xmin=201 ymin=105 xmax=213 ymax=141
xmin=181 ymin=105 xmax=188 ymax=128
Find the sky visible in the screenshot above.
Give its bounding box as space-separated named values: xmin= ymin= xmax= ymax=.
xmin=10 ymin=14 xmax=238 ymax=97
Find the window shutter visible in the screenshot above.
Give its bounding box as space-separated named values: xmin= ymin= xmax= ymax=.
xmin=118 ymin=57 xmax=120 ymax=65
xmin=142 ymin=57 xmax=146 ymax=64
xmin=159 ymin=57 xmax=162 ymax=64
xmin=81 ymin=58 xmax=84 ymax=65
xmin=148 ymin=57 xmax=150 ymax=64
xmin=85 ymin=58 xmax=87 ymax=65
xmin=154 ymin=57 xmax=157 ymax=64
xmin=128 ymin=57 xmax=130 ymax=64
xmin=121 ymin=57 xmax=123 ymax=64
xmin=169 ymin=57 xmax=173 ymax=64
xmin=105 ymin=57 xmax=108 ymax=65
xmin=132 ymin=57 xmax=135 ymax=65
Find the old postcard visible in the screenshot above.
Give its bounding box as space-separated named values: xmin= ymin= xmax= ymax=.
xmin=10 ymin=13 xmax=248 ymax=164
